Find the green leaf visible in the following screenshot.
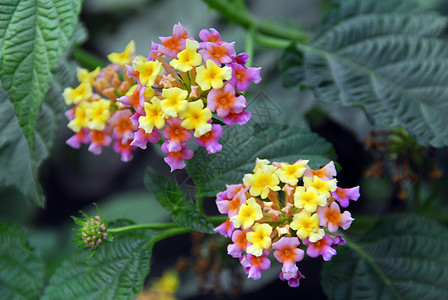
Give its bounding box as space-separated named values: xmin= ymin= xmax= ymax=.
xmin=186 ymin=122 xmax=336 ymax=200
xmin=282 ymin=0 xmax=448 ymax=147
xmin=41 ymin=227 xmax=152 ymax=300
xmin=322 ymin=214 xmax=448 ymax=300
xmin=0 ymin=0 xmax=82 ymax=147
xmin=144 ymin=168 xmax=215 ymax=234
xmin=0 ymin=25 xmax=85 ymax=207
xmin=0 ymin=222 xmax=45 ymax=300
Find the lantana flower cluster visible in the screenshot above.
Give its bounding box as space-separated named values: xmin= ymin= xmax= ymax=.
xmin=214 ymin=158 xmax=360 ymax=287
xmin=63 ymin=23 xmax=261 ymax=171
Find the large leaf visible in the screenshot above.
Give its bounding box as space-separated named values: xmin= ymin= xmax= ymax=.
xmin=0 ymin=0 xmax=82 ymax=147
xmin=0 ymin=26 xmax=85 ymax=207
xmin=0 ymin=222 xmax=45 ymax=300
xmin=41 ymin=225 xmax=152 ymax=300
xmin=322 ymin=214 xmax=448 ymax=299
xmin=144 ymin=168 xmax=215 ymax=234
xmin=282 ymin=0 xmax=448 ymax=147
xmin=186 ymin=122 xmax=336 ymax=200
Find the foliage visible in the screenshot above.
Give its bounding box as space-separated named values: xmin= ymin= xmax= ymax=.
xmin=1 ymin=0 xmax=448 ymax=299
xmin=282 ymin=0 xmax=448 ymax=147
xmin=0 ymin=222 xmax=44 ymax=300
xmin=322 ymin=215 xmax=448 ymax=300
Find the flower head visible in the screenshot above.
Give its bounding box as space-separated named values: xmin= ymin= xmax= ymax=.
xmin=214 ymin=158 xmax=359 ymax=287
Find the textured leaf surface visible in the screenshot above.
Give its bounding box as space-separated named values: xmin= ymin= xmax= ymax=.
xmin=282 ymin=0 xmax=448 ymax=147
xmin=42 ymin=228 xmax=152 ymax=300
xmin=187 ymin=122 xmax=336 ymax=200
xmin=0 ymin=25 xmax=85 ymax=207
xmin=322 ymin=215 xmax=448 ymax=300
xmin=0 ymin=222 xmax=44 ymax=300
xmin=144 ymin=169 xmax=215 ymax=233
xmin=0 ymin=0 xmax=82 ymax=146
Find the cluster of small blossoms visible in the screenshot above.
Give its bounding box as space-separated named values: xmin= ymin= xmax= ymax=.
xmin=214 ymin=158 xmax=360 ymax=287
xmin=72 ymin=212 xmax=109 ymax=250
xmin=63 ymin=23 xmax=261 ymax=171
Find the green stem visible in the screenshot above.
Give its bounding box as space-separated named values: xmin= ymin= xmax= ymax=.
xmin=74 ymin=46 xmax=108 ymax=69
xmin=254 ymin=33 xmax=293 ymax=49
xmin=245 ymin=26 xmax=255 ymax=68
xmin=151 ymin=227 xmax=192 ymax=244
xmin=107 ymin=223 xmax=178 ymax=234
xmin=203 ymin=0 xmax=308 ymax=42
xmin=206 ymin=215 xmax=228 ymax=226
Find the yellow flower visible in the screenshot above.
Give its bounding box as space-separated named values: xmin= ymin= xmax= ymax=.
xmin=77 ymin=67 xmax=100 ymax=85
xmin=290 ymin=210 xmax=324 ymax=242
xmin=195 ymin=59 xmax=231 ymax=91
xmin=86 ymin=99 xmax=111 ymax=131
xmin=67 ymin=101 xmax=91 ymax=132
xmin=230 ymin=197 xmax=263 ymax=229
xmin=107 ymin=40 xmax=135 ymax=66
xmin=253 ymin=158 xmax=270 ymax=172
xmin=243 ymin=164 xmax=280 ymax=199
xmin=246 ymin=223 xmax=273 ymax=256
xmin=161 ymin=87 xmax=188 ymax=118
xmin=178 ymin=100 xmax=212 ymax=137
xmin=132 ymin=55 xmax=163 ymax=87
xmin=303 ymin=176 xmax=337 ymax=196
xmin=294 ymin=186 xmax=327 ymax=213
xmin=275 ymin=160 xmax=308 ymax=186
xmin=170 ymin=39 xmax=202 ymax=72
xmin=63 ymin=81 xmax=92 ymax=105
xmin=139 ymin=97 xmax=166 ymax=133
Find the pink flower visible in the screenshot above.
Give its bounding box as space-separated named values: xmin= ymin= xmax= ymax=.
xmin=233 ymin=52 xmax=250 ymax=65
xmin=117 ymin=85 xmax=145 ymax=115
xmin=223 ymin=109 xmax=251 ymax=126
xmin=199 ymin=41 xmax=236 ymax=65
xmin=108 ymin=109 xmax=136 ymax=143
xmin=207 ymin=83 xmax=246 ymax=117
xmin=228 ymin=62 xmax=261 ymax=91
xmin=198 ymin=28 xmax=223 ymax=47
xmin=216 ymin=186 xmax=248 ymax=217
xmin=88 ymin=129 xmax=112 ymax=155
xmin=272 ymin=237 xmax=304 ymax=280
xmin=130 ymin=128 xmax=161 ymax=149
xmin=317 ymin=201 xmax=354 ymax=233
xmin=304 ymin=161 xmax=337 ymax=180
xmin=214 ymin=218 xmax=234 ymax=238
xmin=158 ymin=22 xmax=189 ymax=58
xmin=280 ymin=269 xmax=305 ymax=287
xmin=331 ymin=186 xmax=360 ymax=208
xmin=303 ymin=234 xmax=337 ymax=261
xmin=161 ymin=142 xmax=193 ymax=171
xmin=66 ymin=128 xmax=90 ymax=149
xmin=244 ymin=252 xmax=271 ymax=280
xmin=113 ymin=139 xmax=135 ymax=162
xmin=227 ymin=229 xmax=250 ymax=258
xmin=163 ymin=117 xmax=192 ymax=152
xmin=194 ymin=124 xmax=223 ymax=154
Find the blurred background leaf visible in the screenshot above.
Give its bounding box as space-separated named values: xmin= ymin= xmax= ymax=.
xmin=282 ymin=0 xmax=448 ymax=147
